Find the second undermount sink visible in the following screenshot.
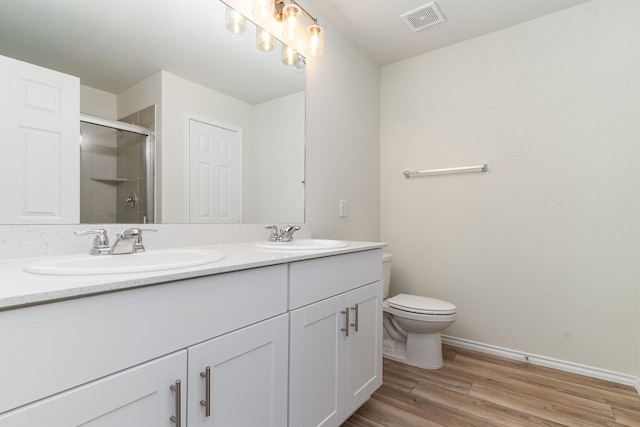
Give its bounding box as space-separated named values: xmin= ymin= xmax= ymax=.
xmin=255 ymin=239 xmax=349 ymax=251
xmin=23 ymin=248 xmax=226 ymax=276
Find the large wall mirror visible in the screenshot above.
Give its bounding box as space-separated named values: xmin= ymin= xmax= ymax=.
xmin=0 ymin=0 xmax=305 ymax=225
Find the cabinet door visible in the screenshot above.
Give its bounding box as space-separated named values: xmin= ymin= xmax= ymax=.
xmin=0 ymin=351 xmax=187 ymax=427
xmin=345 ymin=281 xmax=383 ymax=417
xmin=188 ymin=314 xmax=288 ymax=427
xmin=289 ymin=295 xmax=347 ymax=427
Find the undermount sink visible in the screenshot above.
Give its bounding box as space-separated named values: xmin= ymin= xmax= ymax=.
xmin=255 ymin=239 xmax=349 ymax=251
xmin=23 ymin=248 xmax=226 ymax=276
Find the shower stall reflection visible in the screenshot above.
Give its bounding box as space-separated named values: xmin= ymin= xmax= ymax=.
xmin=79 ymin=114 xmax=154 ymax=224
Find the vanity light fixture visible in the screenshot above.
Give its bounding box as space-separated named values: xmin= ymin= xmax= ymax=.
xmin=252 ymin=0 xmax=272 ymax=20
xmin=281 ymin=3 xmax=303 ymax=40
xmin=225 ymin=6 xmax=248 ymax=34
xmin=281 ymin=44 xmax=298 ymax=66
xmin=307 ymin=23 xmax=323 ymax=57
xmin=224 ymin=0 xmax=324 ymax=66
xmin=272 ymin=0 xmax=324 ymax=58
xmin=256 ymin=27 xmax=276 ymax=52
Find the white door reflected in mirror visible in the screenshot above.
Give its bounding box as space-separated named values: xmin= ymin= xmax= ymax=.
xmin=188 ymin=118 xmax=242 ymax=224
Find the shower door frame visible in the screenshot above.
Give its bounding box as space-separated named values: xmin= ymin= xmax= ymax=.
xmin=80 ymin=114 xmax=154 ymax=223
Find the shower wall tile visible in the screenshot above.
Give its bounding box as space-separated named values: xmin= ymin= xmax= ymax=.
xmin=117 ymin=104 xmax=155 ymax=224
xmin=93 ymin=212 xmax=117 ymax=224
xmin=94 ymin=150 xmax=117 ymax=178
xmin=120 ymin=111 xmax=138 ymax=126
xmin=138 ymin=105 xmax=155 ymax=129
xmin=119 ymin=145 xmax=139 ymax=179
xmin=117 ymin=130 xmax=140 ymax=151
xmin=94 ymin=182 xmax=117 ymax=213
xmin=80 ymin=122 xmax=118 ymax=224
xmin=79 ymin=106 xmax=156 ymax=225
xmin=138 ymin=140 xmax=147 ymax=178
xmin=137 ymin=177 xmax=148 ymax=214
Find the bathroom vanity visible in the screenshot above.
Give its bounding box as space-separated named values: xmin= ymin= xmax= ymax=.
xmin=0 ymin=241 xmax=383 ymax=426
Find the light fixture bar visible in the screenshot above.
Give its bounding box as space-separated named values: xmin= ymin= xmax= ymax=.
xmin=275 ymin=0 xmax=318 ymax=25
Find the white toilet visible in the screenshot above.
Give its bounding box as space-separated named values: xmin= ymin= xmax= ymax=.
xmin=382 ymin=253 xmax=456 ymax=369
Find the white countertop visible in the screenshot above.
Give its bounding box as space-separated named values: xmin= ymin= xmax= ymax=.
xmin=0 ymin=241 xmax=385 ymax=310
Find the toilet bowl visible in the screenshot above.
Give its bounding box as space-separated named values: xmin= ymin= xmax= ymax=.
xmin=382 ymin=253 xmax=456 ymax=369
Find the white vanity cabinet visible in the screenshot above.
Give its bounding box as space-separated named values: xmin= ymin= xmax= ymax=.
xmin=0 ymin=350 xmax=187 ymax=427
xmin=288 ymin=249 xmax=383 ymax=427
xmin=0 ymin=244 xmax=385 ymax=426
xmin=0 ymin=264 xmax=288 ymax=425
xmin=0 ymin=315 xmax=289 ymax=427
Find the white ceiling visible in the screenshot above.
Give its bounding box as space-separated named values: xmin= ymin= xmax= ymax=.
xmin=0 ymin=0 xmax=591 ymax=103
xmin=307 ymin=0 xmax=591 ymax=65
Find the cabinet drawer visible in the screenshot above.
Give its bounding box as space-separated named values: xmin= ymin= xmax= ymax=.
xmin=289 ymin=249 xmax=382 ymax=310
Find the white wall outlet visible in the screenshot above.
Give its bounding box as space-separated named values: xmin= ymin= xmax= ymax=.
xmin=339 ymin=200 xmax=347 ymax=217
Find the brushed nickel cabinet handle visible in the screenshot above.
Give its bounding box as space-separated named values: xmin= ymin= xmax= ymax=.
xmin=341 ymin=308 xmax=350 ymax=337
xmin=169 ymin=379 xmax=182 ymax=426
xmin=200 ymin=366 xmax=212 ymax=417
xmin=350 ymin=304 xmax=359 ymax=332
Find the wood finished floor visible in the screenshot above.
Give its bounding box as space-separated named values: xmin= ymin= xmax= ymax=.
xmin=343 ymin=345 xmax=640 ymax=427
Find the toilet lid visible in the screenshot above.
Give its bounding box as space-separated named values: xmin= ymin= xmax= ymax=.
xmin=388 ymin=294 xmax=456 ymax=315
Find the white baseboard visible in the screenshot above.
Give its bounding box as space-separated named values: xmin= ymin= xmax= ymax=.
xmin=442 ymin=335 xmax=640 ymax=394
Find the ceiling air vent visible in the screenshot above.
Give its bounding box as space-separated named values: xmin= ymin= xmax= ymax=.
xmin=400 ymin=1 xmax=446 ymax=32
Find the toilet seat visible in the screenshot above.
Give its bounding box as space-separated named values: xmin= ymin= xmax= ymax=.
xmin=388 ymin=294 xmax=456 ymax=315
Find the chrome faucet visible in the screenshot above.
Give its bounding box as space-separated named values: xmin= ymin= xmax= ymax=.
xmin=265 ymin=225 xmax=301 ymax=242
xmin=265 ymin=225 xmax=280 ymax=242
xmin=74 ymin=229 xmax=110 ymax=255
xmin=280 ymin=225 xmax=301 ymax=242
xmin=109 ymin=228 xmax=156 ymax=255
xmin=75 ymin=228 xmax=156 ymax=255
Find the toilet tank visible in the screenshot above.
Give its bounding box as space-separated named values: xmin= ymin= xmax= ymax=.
xmin=382 ymin=253 xmax=392 ymax=299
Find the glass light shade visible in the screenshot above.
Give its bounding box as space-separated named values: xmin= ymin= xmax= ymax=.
xmin=282 ymin=4 xmax=302 ymax=40
xmin=281 ymin=44 xmax=298 ymax=66
xmin=306 ymin=24 xmax=324 ymax=57
xmin=225 ymin=6 xmax=247 ymax=34
xmin=256 ymin=28 xmax=276 ymax=52
xmin=252 ymin=0 xmax=272 ymax=20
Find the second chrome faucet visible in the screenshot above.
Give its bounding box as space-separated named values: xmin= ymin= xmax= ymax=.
xmin=265 ymin=225 xmax=301 ymax=242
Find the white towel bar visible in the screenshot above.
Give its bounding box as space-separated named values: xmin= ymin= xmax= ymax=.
xmin=403 ymin=164 xmax=488 ymax=178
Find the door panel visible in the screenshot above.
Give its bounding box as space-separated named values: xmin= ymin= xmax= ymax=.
xmin=346 ymin=282 xmax=383 ymax=415
xmin=188 ymin=314 xmax=288 ymax=427
xmin=0 ymin=55 xmax=79 ymax=223
xmin=188 ymin=119 xmax=241 ymax=223
xmin=289 ymin=296 xmax=346 ymax=427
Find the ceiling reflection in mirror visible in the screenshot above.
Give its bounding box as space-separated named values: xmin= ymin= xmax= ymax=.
xmin=0 ymin=0 xmax=306 ymax=225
